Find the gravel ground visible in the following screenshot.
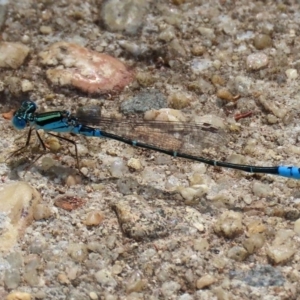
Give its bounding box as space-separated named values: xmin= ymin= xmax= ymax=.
xmin=1 ymin=0 xmax=300 ymax=299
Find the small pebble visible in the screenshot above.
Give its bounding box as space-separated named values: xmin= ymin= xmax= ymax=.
xmin=285 ymin=68 xmax=298 ymax=79
xmin=158 ymin=26 xmax=176 ymax=42
xmin=266 ymin=229 xmax=296 ymax=264
xmin=80 ymin=167 xmax=89 ymax=176
xmin=178 ymin=185 xmax=208 ymax=203
xmin=216 ymin=88 xmax=233 ymax=101
xmin=188 ymin=173 xmax=205 ymax=186
xmin=253 ymin=34 xmax=272 ymax=50
xmin=191 ymin=44 xmax=206 ymax=56
xmin=211 ymin=74 xmax=225 ymax=86
xmin=234 ymin=75 xmax=252 ymax=96
xmin=168 ymin=92 xmax=191 ymax=109
xmin=21 ymin=79 xmax=34 ymax=92
xmin=247 ymin=220 xmax=266 ymax=235
xmin=184 ymin=207 xmax=205 ymax=232
xmin=110 ymin=159 xmax=127 ymax=177
xmin=39 ymin=25 xmax=52 ymax=34
xmin=190 ymin=58 xmax=213 ymax=73
xmin=83 ymin=211 xmax=105 ymax=226
xmin=41 ymin=9 xmax=52 ymax=21
xmin=221 ymin=16 xmax=236 ymax=35
xmin=89 ymin=292 xmax=99 ymax=300
xmin=112 ymin=263 xmax=123 ymax=275
xmin=68 ymin=244 xmax=88 ymax=262
xmin=258 ymin=95 xmax=287 ymax=119
xmin=212 ymin=60 xmax=221 ymax=69
xmin=65 ymin=175 xmax=81 ymax=187
xmin=214 ymin=211 xmax=243 ymax=238
xmin=136 ymin=72 xmax=156 ymax=87
xmin=243 ymin=233 xmax=265 ymax=254
xmin=196 ymin=274 xmax=216 ymax=289
xmin=267 ymin=241 xmax=296 ymax=264
xmin=144 ymin=108 xmax=186 ymax=122
xmin=57 ymin=273 xmax=70 ymax=285
xmin=246 ymin=53 xmax=268 ymax=70
xmin=100 ymin=0 xmax=148 ymax=35
xmin=227 ymin=246 xmax=248 ymax=262
xmin=193 ymin=238 xmax=209 ymax=252
xmin=46 ymin=137 xmax=61 ymax=152
xmin=196 ymin=27 xmax=215 ymax=39
xmin=21 ymin=34 xmax=30 ymax=44
xmin=188 ymin=77 xmax=215 ymax=94
xmin=267 ymin=114 xmax=278 ymax=124
xmin=127 ymin=158 xmax=142 ymax=171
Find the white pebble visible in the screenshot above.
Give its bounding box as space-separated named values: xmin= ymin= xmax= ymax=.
xmin=196 ymin=274 xmax=216 ymax=289
xmin=190 ymin=58 xmax=213 ymax=73
xmin=158 ymin=27 xmax=176 ymax=42
xmin=213 ymin=59 xmax=221 ymax=69
xmin=246 ymin=53 xmax=268 ymax=70
xmin=285 ymin=68 xmax=298 ymax=79
xmin=21 ymin=79 xmax=34 ymax=92
xmin=110 ymin=159 xmax=127 ymax=177
xmin=80 ymin=167 xmax=89 ymax=176
xmin=178 ymin=185 xmax=208 ymax=202
xmin=21 ymin=34 xmax=31 ymax=44
xmin=89 ymin=291 xmax=98 ymax=300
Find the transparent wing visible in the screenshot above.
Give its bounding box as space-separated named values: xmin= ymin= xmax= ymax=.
xmin=76 ymin=115 xmax=227 ymax=156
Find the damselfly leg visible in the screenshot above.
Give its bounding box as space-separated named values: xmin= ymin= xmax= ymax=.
xmin=46 ymin=132 xmax=80 ymax=170
xmin=7 ymin=127 xmax=81 ymax=172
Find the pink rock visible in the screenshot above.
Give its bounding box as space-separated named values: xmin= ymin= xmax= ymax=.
xmin=39 ymin=42 xmax=134 ymax=94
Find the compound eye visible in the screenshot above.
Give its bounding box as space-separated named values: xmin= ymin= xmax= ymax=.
xmin=21 ymin=100 xmax=37 ymax=113
xmin=12 ymin=116 xmax=27 ymax=130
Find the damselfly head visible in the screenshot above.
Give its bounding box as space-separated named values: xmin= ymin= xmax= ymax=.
xmin=18 ymin=100 xmax=37 ymax=114
xmin=11 ymin=100 xmax=37 ymax=130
